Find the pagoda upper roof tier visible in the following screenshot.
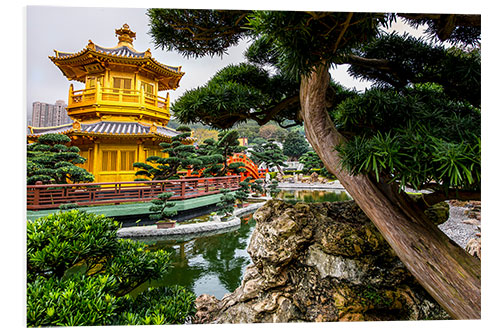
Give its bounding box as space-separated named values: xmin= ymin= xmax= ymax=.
xmin=49 ymin=24 xmax=185 ymax=91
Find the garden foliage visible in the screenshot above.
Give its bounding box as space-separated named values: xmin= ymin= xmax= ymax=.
xmin=149 ymin=192 xmax=177 ymax=221
xmin=27 ymin=133 xmax=94 ymax=185
xmin=133 ymin=126 xmax=201 ymax=180
xmin=216 ymin=188 xmax=235 ymax=216
xmin=27 ymin=210 xmax=196 ymax=326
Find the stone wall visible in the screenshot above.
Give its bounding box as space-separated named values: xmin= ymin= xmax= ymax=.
xmin=194 ymin=200 xmax=450 ymax=323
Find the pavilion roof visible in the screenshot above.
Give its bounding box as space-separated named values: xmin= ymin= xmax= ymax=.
xmin=27 ymin=120 xmax=190 ymax=141
xmin=49 ymin=24 xmax=184 ymax=90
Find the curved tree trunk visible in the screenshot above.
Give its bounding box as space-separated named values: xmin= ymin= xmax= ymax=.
xmin=299 ymin=63 xmax=481 ymax=319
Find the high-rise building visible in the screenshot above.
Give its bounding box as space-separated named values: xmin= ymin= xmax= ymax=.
xmin=31 ymin=100 xmax=70 ymax=127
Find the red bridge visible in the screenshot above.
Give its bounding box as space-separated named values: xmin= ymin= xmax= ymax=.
xmin=227 ymin=153 xmax=267 ymax=180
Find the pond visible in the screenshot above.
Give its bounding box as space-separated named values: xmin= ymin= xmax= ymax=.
xmin=130 ymin=189 xmax=351 ymax=299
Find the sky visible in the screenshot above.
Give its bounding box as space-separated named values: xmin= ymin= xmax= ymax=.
xmin=25 ymin=5 xmax=391 ymax=121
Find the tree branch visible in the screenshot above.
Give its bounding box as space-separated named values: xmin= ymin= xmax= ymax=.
xmin=333 ymin=12 xmax=354 ymax=53
xmin=423 ymin=189 xmax=481 ymax=206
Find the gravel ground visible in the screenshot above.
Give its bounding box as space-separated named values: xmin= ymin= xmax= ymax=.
xmin=438 ymin=204 xmax=481 ymax=249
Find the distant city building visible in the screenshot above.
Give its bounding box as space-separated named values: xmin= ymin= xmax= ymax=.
xmin=32 ymin=100 xmax=71 ymax=127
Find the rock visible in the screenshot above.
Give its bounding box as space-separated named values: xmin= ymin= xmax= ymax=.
xmin=194 ymin=294 xmax=220 ymax=324
xmin=310 ymin=172 xmax=319 ymax=183
xmin=463 ymin=219 xmax=480 ymax=226
xmin=194 ymin=200 xmax=450 ymax=323
xmin=424 ymin=201 xmax=450 ymax=225
xmin=466 ymin=238 xmax=481 ymax=259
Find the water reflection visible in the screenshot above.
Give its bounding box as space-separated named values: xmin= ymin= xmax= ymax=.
xmin=277 ymin=189 xmax=351 ymax=203
xmin=130 ymin=189 xmax=349 ymax=298
xmin=131 ymin=216 xmax=255 ymax=299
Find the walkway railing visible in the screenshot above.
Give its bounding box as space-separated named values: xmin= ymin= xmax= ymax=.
xmin=27 ymin=176 xmax=240 ymax=210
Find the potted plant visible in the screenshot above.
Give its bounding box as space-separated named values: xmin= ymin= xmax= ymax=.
xmin=234 ymin=177 xmax=251 ymax=207
xmin=251 ymin=179 xmax=264 ymax=197
xmin=149 ymin=192 xmax=177 ymax=229
xmin=269 ymin=179 xmax=280 ymax=198
xmin=216 ymin=188 xmax=235 ymax=220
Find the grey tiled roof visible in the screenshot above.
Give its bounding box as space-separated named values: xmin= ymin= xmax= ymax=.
xmin=29 ymin=121 xmax=181 ymax=138
xmin=82 ymin=121 xmax=149 ymax=134
xmin=95 ymin=45 xmax=146 ymax=58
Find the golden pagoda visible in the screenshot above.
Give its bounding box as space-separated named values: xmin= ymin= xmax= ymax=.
xmin=28 ymin=24 xmax=189 ymax=183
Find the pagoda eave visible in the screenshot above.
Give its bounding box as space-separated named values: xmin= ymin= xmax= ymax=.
xmin=50 ymin=49 xmax=184 ymax=85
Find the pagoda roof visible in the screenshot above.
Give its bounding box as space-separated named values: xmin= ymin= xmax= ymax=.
xmin=27 ymin=121 xmax=189 ymax=141
xmin=49 ymin=24 xmax=185 ymax=90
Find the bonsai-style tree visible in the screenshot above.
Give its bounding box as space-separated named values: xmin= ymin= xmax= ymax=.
xmin=197 ymin=130 xmax=247 ymax=177
xmin=250 ymin=178 xmax=264 ymax=196
xmin=147 ymin=9 xmax=481 ymax=318
xmin=27 ymin=210 xmax=196 ymax=326
xmin=134 ymin=126 xmax=201 ymax=180
xmin=216 ymin=188 xmax=235 ymax=217
xmin=268 ymin=179 xmax=280 ymax=197
xmin=299 ymin=151 xmax=335 ymax=179
xmin=149 ymin=192 xmax=177 ymax=222
xmin=234 ymin=176 xmax=252 ymax=205
xmin=282 ymin=129 xmax=310 ymax=161
xmin=27 ymin=133 xmax=94 ymax=185
xmin=249 ymin=139 xmax=287 ymax=175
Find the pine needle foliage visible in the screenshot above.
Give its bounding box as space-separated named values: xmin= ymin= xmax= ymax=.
xmin=148 ymin=9 xmax=481 ymax=200
xmin=27 ymin=133 xmax=94 ymax=185
xmin=133 ymin=126 xmax=201 ymax=180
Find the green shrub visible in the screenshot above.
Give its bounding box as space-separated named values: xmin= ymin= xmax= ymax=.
xmin=269 ymin=179 xmax=280 ymax=197
xmin=234 ymin=177 xmax=251 ymax=203
xmin=27 ymin=210 xmax=120 ymax=282
xmin=27 ymin=274 xmax=123 ymax=326
xmin=120 ymin=286 xmax=197 ymax=325
xmin=149 ymin=192 xmax=177 ymax=221
xmin=268 ymin=171 xmax=277 ymax=179
xmin=216 ymin=188 xmax=235 ymax=216
xmin=26 ymin=210 xmax=196 ymax=327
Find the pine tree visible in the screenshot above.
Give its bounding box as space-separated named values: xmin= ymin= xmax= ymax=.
xmin=197 ymin=130 xmax=247 ymax=177
xmin=249 ymin=139 xmax=287 ymax=175
xmin=283 ymin=130 xmax=310 ymax=161
xmin=299 ymin=151 xmax=335 ymax=179
xmin=147 ymin=10 xmax=481 ymax=318
xmin=27 ymin=133 xmax=94 ymax=185
xmin=216 ymin=188 xmax=235 ymax=217
xmin=134 ymin=126 xmax=201 ymax=180
xmin=149 ymin=192 xmax=177 ymax=221
xmin=234 ymin=177 xmax=251 ymax=204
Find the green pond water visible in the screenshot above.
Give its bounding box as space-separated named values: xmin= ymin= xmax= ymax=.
xmin=131 ymin=189 xmax=350 ymax=299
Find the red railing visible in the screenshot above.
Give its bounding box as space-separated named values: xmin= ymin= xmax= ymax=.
xmin=27 ymin=176 xmax=240 ymax=210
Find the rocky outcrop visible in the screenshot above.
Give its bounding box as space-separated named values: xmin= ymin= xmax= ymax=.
xmin=194 ymin=200 xmax=451 ymax=323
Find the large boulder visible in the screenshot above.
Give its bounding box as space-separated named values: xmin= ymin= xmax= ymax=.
xmin=194 ymin=200 xmax=450 ymax=323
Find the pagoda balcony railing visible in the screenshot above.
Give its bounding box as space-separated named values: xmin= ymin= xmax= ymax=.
xmin=27 ymin=176 xmax=240 ymax=210
xmin=68 ymin=84 xmax=169 ymax=111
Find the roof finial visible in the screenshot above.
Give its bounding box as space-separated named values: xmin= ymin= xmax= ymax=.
xmin=115 ymin=23 xmax=136 ymax=46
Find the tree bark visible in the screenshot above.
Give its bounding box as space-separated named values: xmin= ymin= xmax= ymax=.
xmin=299 ymin=63 xmax=481 ymax=319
